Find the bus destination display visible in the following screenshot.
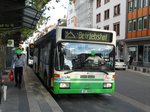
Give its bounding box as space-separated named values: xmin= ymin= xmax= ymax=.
xmin=62 ymin=29 xmax=113 ymax=42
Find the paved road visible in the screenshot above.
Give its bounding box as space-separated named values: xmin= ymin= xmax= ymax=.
xmin=55 ymin=70 xmax=150 ymax=112
xmin=115 ymin=70 xmax=150 ymax=111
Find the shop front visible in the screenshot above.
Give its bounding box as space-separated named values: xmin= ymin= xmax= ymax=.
xmin=125 ymin=37 xmax=150 ymax=67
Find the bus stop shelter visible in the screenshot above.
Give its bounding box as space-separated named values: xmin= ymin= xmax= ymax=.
xmin=0 ymin=0 xmax=43 ymax=69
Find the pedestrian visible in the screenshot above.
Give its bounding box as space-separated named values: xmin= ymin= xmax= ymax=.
xmin=129 ymin=56 xmax=133 ymax=65
xmin=12 ymin=48 xmax=26 ymax=89
xmin=85 ymin=51 xmax=104 ymax=65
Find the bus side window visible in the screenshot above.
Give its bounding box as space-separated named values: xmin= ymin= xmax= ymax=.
xmin=54 ymin=49 xmax=59 ymax=70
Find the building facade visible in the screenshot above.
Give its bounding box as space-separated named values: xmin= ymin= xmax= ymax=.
xmin=67 ymin=0 xmax=127 ymax=60
xmin=67 ymin=0 xmax=76 ymax=27
xmin=67 ymin=0 xmax=93 ymax=28
xmin=93 ymin=0 xmax=127 ymax=59
xmin=127 ymin=0 xmax=150 ymax=67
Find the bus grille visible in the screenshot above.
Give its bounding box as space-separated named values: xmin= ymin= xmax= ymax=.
xmin=80 ymin=75 xmax=95 ymax=78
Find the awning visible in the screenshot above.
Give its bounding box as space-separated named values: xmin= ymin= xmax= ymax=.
xmin=22 ymin=7 xmax=42 ymax=29
xmin=0 ymin=0 xmax=42 ymax=31
xmin=125 ymin=36 xmax=150 ymax=42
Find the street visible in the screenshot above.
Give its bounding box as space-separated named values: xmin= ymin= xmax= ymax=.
xmin=55 ymin=70 xmax=150 ymax=112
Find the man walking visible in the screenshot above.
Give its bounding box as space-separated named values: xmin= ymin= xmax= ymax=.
xmin=12 ymin=48 xmax=26 ymax=89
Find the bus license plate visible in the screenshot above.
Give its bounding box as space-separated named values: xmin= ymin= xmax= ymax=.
xmin=81 ymin=89 xmax=87 ymax=93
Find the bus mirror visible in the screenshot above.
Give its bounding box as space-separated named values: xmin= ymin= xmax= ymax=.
xmin=104 ymin=58 xmax=110 ymax=62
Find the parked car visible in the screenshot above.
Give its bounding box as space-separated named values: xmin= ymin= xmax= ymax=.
xmin=115 ymin=59 xmax=126 ymax=70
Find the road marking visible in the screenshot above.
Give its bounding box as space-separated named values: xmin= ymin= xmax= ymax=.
xmin=114 ymin=92 xmax=150 ymax=112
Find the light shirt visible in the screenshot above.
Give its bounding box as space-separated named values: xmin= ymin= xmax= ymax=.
xmin=13 ymin=54 xmax=26 ymax=68
xmin=86 ymin=56 xmax=104 ymax=64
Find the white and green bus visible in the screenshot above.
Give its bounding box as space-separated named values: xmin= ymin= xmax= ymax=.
xmin=33 ymin=27 xmax=116 ymax=94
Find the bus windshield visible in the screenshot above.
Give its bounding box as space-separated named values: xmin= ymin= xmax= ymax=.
xmin=56 ymin=42 xmax=115 ymax=72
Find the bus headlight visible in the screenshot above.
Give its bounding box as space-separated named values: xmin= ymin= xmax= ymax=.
xmin=60 ymin=83 xmax=70 ymax=88
xmin=103 ymin=83 xmax=112 ymax=88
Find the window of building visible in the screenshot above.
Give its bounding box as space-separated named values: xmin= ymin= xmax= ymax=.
xmin=96 ymin=0 xmax=101 ymax=8
xmin=143 ymin=16 xmax=148 ymax=29
xmin=149 ymin=15 xmax=150 ymax=28
xmin=128 ymin=20 xmax=132 ymax=31
xmin=113 ymin=22 xmax=120 ymax=36
xmin=96 ymin=13 xmax=101 ymax=23
xmin=104 ymin=0 xmax=110 ymax=4
xmin=144 ymin=45 xmax=150 ymax=62
xmin=104 ymin=9 xmax=109 ymax=20
xmin=104 ymin=25 xmax=109 ymax=30
xmin=128 ymin=1 xmax=133 ymax=12
xmin=114 ymin=4 xmax=120 ymax=16
xmin=138 ymin=17 xmax=142 ymax=30
xmin=143 ymin=0 xmax=148 ymax=7
xmin=133 ymin=19 xmax=137 ymax=31
xmin=138 ymin=0 xmax=143 ymax=8
xmin=133 ymin=0 xmax=137 ymax=9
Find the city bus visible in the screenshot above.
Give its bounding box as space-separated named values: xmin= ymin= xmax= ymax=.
xmin=33 ymin=26 xmax=116 ymax=95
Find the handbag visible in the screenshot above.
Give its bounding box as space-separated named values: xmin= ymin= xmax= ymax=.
xmin=9 ymin=70 xmax=14 ymax=81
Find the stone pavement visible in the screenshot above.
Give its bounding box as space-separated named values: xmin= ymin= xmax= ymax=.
xmin=0 ymin=67 xmax=63 ymax=112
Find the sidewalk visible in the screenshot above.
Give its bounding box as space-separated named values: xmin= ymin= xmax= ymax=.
xmin=128 ymin=65 xmax=150 ymax=74
xmin=0 ymin=67 xmax=63 ymax=112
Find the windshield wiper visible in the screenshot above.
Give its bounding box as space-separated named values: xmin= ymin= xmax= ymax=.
xmin=64 ymin=70 xmax=78 ymax=74
xmin=99 ymin=70 xmax=109 ymax=75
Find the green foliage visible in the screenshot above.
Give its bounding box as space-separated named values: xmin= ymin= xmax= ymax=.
xmin=19 ymin=28 xmax=35 ymax=40
xmin=32 ymin=0 xmax=51 ymax=10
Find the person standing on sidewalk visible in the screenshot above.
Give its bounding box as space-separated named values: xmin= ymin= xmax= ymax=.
xmin=129 ymin=56 xmax=133 ymax=65
xmin=12 ymin=48 xmax=26 ymax=89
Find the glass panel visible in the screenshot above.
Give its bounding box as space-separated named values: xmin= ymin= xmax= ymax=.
xmin=143 ymin=0 xmax=148 ymax=7
xmin=149 ymin=15 xmax=150 ymax=28
xmin=148 ymin=46 xmax=150 ymax=62
xmin=56 ymin=42 xmax=115 ymax=72
xmin=138 ymin=0 xmax=143 ymax=8
xmin=128 ymin=1 xmax=132 ymax=11
xmin=138 ymin=18 xmax=142 ymax=30
xmin=133 ymin=19 xmax=136 ymax=31
xmin=144 ymin=46 xmax=148 ymax=62
xmin=133 ymin=0 xmax=137 ymax=9
xmin=143 ymin=16 xmax=148 ymax=29
xmin=128 ymin=20 xmax=132 ymax=31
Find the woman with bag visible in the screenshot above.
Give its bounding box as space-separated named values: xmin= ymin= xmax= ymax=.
xmin=12 ymin=48 xmax=26 ymax=89
xmin=8 ymin=70 xmax=14 ymax=81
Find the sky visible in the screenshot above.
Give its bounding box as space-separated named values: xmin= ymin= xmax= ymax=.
xmin=29 ymin=0 xmax=69 ymax=42
xmin=40 ymin=0 xmax=69 ymax=29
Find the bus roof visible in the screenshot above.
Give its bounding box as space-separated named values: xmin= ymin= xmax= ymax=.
xmin=34 ymin=28 xmax=56 ymax=46
xmin=34 ymin=26 xmax=116 ymax=46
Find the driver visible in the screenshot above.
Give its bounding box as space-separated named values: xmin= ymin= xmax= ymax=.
xmin=85 ymin=51 xmax=104 ymax=65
